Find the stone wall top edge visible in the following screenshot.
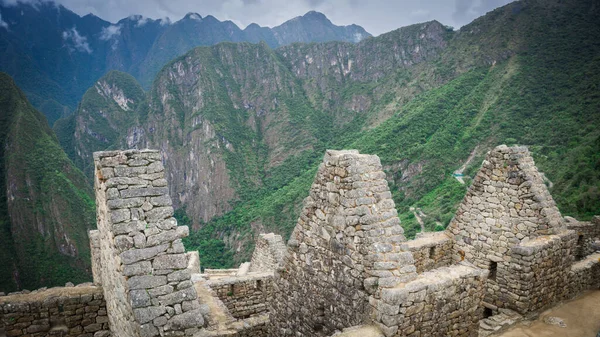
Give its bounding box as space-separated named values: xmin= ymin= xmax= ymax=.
xmin=206 ymin=272 xmax=274 ymax=286
xmin=396 ymin=264 xmax=487 ymax=289
xmin=491 ymin=144 xmax=529 ymax=154
xmin=566 ymin=221 xmax=595 ymax=229
xmin=0 ymin=285 xmax=103 ymax=304
xmin=323 ymin=149 xmax=380 ymax=162
xmin=571 ymin=252 xmax=600 ymax=269
xmin=93 ymin=148 xmax=160 ymax=160
xmin=511 ymin=230 xmax=576 ymax=255
xmin=405 ymin=231 xmax=451 ymax=249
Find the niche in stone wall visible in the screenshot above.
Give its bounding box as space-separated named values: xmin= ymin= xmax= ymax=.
xmin=429 ymin=246 xmax=436 ymax=260
xmin=489 ymin=261 xmax=498 ymax=282
xmin=256 ymin=279 xmax=262 ymax=290
xmin=313 ymin=302 xmax=325 ymax=332
xmin=49 ymin=317 xmax=68 ymax=334
xmin=576 ymin=234 xmax=584 ymax=260
xmin=483 ymin=307 xmax=494 ymax=318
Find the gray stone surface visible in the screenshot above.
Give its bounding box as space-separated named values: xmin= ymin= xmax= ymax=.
xmin=9 ymin=147 xmax=593 ymax=337
xmin=92 ymin=149 xmax=205 ymax=337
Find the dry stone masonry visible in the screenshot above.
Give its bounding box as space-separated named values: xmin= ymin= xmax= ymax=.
xmin=448 ymin=145 xmax=579 ymax=314
xmin=1 ymin=146 xmax=598 ymax=337
xmin=269 ymin=150 xmax=487 ymax=337
xmin=269 ymin=150 xmax=417 ymax=336
xmin=206 ymin=273 xmax=272 ymax=319
xmin=566 ymin=216 xmax=600 ymax=260
xmin=0 ymin=285 xmax=110 ymax=337
xmin=405 ymin=231 xmax=453 ymax=273
xmin=93 ymin=149 xmax=205 ymax=337
xmin=249 ymin=234 xmax=286 ymax=273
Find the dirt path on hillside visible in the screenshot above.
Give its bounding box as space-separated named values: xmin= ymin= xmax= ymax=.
xmin=453 ymin=146 xmax=479 ymax=184
xmin=498 ymin=290 xmax=600 ymax=337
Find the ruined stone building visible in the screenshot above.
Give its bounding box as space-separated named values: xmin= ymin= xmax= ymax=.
xmin=0 ymin=146 xmax=598 ymax=337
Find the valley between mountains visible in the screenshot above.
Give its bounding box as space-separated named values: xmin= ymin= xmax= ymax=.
xmin=0 ymin=0 xmax=598 ymax=291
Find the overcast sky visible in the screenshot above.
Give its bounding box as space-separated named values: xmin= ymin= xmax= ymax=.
xmin=2 ymin=0 xmax=514 ymax=36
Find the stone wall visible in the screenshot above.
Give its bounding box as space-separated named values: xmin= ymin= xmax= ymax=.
xmin=447 ymin=145 xmax=571 ymax=313
xmin=405 ymin=232 xmax=453 ymax=273
xmin=502 ymin=231 xmax=576 ymax=313
xmin=93 ymin=149 xmax=205 ymax=337
xmin=249 ymin=233 xmax=286 ymax=273
xmin=378 ymin=264 xmax=487 ymax=337
xmin=89 ymin=230 xmax=102 ymax=285
xmin=270 ymin=150 xmax=419 ymax=337
xmin=566 ymin=216 xmax=600 ymax=260
xmin=206 ymin=273 xmax=272 ymax=319
xmin=566 ymin=252 xmax=600 ymax=300
xmin=328 ymin=325 xmax=383 ymax=337
xmin=195 ymin=315 xmax=269 ymax=337
xmin=0 ymin=286 xmax=110 ymax=337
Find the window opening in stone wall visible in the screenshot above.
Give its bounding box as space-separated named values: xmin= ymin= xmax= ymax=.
xmin=227 ymin=284 xmax=234 ymax=296
xmin=429 ymin=246 xmax=436 ymax=259
xmin=313 ymin=303 xmax=325 ymax=332
xmin=483 ymin=307 xmax=493 ymax=318
xmin=489 ymin=261 xmax=498 ymax=282
xmin=49 ymin=317 xmax=68 ymax=334
xmin=256 ymin=279 xmax=262 ymax=290
xmin=576 ymin=235 xmax=584 ymax=260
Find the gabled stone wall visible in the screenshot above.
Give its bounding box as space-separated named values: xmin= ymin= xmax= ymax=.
xmin=447 ymin=145 xmax=574 ymax=313
xmin=249 ymin=233 xmax=286 ymax=273
xmin=269 ymin=150 xmax=418 ymax=336
xmin=93 ymin=149 xmax=205 ymax=337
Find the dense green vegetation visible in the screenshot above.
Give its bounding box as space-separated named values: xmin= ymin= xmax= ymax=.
xmin=56 ymin=71 xmax=146 ymax=179
xmin=0 ymin=73 xmax=95 ymax=292
xmin=45 ymin=0 xmax=600 ymax=270
xmin=184 ymin=0 xmax=600 ymax=266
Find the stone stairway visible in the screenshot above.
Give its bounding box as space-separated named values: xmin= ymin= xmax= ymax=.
xmin=478 ymin=308 xmax=522 ymax=337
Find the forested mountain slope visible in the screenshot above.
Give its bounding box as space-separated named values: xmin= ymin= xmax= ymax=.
xmin=0 ymin=73 xmax=95 ymax=292
xmin=0 ymin=2 xmax=370 ymax=124
xmin=58 ymin=0 xmax=600 ymax=267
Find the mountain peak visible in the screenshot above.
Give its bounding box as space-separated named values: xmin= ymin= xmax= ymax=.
xmin=303 ymin=10 xmax=328 ymax=19
xmin=184 ymin=13 xmax=203 ymax=21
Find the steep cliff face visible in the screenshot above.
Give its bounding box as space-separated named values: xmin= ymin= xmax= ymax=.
xmin=56 ymin=71 xmax=145 ymax=178
xmin=278 ymin=21 xmax=451 ymax=126
xmin=0 ymin=73 xmax=95 ymax=292
xmin=185 ymin=0 xmax=600 ymax=265
xmin=0 ymin=1 xmax=371 ymax=123
xmin=127 ymin=42 xmax=326 ymax=222
xmin=58 ymin=0 xmax=600 ymax=267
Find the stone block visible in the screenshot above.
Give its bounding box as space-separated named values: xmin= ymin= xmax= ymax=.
xmin=165 ymin=308 xmax=204 ymax=330
xmin=152 ymin=254 xmax=188 ymax=270
xmin=133 ymin=306 xmax=166 ymax=324
xmin=120 ymin=243 xmax=169 ymax=265
xmin=128 ymin=275 xmax=167 ymax=290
